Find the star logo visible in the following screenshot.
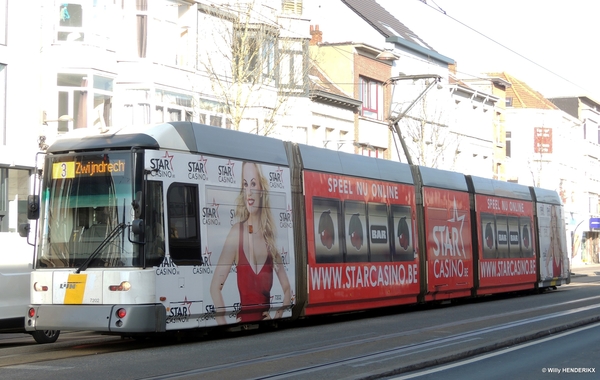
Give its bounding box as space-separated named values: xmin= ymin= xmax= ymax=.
xmin=198 ymin=156 xmax=208 ymax=174
xmin=280 ymin=246 xmax=289 ymax=265
xmin=182 ymin=296 xmax=192 ymax=314
xmin=210 ymin=198 xmax=220 ymax=218
xmin=447 ymin=198 xmax=466 ymax=257
xmin=203 ymin=246 xmax=212 ymax=266
xmin=227 ymin=160 xmax=235 ymax=178
xmin=162 ymin=151 xmax=174 ymax=170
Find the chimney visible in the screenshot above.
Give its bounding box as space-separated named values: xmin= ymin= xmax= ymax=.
xmin=448 ymin=62 xmax=457 ymax=75
xmin=310 ymin=25 xmax=322 ymax=45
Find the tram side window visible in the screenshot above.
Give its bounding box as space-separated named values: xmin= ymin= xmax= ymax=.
xmin=167 ymin=183 xmax=201 ymax=265
xmin=145 ymin=181 xmax=165 ymax=267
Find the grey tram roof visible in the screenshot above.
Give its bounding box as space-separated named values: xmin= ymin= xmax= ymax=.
xmin=48 ymin=122 xmax=289 ymax=166
xmin=417 ymin=165 xmax=468 ymax=192
xmin=468 ymin=175 xmax=533 ymax=201
xmin=530 ymin=186 xmax=562 ymax=205
xmin=295 ymin=143 xmax=414 ymax=184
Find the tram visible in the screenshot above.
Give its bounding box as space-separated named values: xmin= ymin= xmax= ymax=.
xmin=21 ymin=122 xmax=569 ymax=336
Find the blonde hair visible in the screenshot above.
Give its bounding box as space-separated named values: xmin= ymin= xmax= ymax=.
xmin=235 ymin=162 xmax=279 ymax=263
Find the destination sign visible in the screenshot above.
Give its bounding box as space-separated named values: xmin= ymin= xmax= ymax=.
xmin=52 ymin=160 xmax=126 ymax=179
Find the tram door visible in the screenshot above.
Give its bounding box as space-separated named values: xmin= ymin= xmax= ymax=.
xmin=166 ymin=183 xmax=201 ymax=265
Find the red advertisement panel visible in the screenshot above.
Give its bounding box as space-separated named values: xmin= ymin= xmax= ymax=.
xmin=423 ymin=188 xmax=473 ymax=298
xmin=303 ymin=171 xmax=419 ymax=314
xmin=534 ymin=127 xmax=553 ymax=154
xmin=475 ymin=194 xmax=536 ymax=292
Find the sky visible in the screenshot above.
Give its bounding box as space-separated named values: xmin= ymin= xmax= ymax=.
xmin=376 ymin=0 xmax=600 ymax=101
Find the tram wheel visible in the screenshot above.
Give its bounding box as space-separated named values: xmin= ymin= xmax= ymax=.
xmin=31 ymin=330 xmax=60 ymax=344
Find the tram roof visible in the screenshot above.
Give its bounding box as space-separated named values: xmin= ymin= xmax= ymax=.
xmin=417 ymin=165 xmax=469 ymax=192
xmin=530 ymin=186 xmax=562 ymax=205
xmin=468 ymin=175 xmax=533 ymax=201
xmin=47 ymin=122 xmax=289 ymax=166
xmin=295 ymin=143 xmax=414 ymax=184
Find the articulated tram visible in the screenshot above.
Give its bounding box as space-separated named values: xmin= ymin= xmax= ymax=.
xmin=22 ymin=122 xmax=569 ymax=337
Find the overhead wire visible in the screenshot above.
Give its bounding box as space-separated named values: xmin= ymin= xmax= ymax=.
xmin=417 ymin=0 xmax=591 ymax=95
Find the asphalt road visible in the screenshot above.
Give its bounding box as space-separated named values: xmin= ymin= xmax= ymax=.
xmin=393 ymin=321 xmax=600 ymax=380
xmin=0 ymin=264 xmax=598 ymax=380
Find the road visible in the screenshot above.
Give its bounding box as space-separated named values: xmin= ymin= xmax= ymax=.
xmin=393 ymin=322 xmax=600 ymax=380
xmin=0 ymin=265 xmax=598 ymax=380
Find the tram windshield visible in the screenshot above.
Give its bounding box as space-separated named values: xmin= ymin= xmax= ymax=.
xmin=36 ymin=152 xmax=140 ymax=269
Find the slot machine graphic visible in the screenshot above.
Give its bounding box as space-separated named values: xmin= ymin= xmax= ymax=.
xmin=481 ymin=213 xmax=497 ymax=259
xmin=392 ymin=204 xmax=415 ymax=261
xmin=313 ymin=198 xmax=342 ymax=263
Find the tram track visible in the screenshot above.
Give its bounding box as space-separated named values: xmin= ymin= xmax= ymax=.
xmin=135 ymin=296 xmax=600 ymax=379
xmin=2 ymin=282 xmax=598 ymax=380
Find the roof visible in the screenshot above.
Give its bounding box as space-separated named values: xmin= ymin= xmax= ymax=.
xmin=341 ymin=0 xmax=454 ymax=65
xmin=488 ymin=72 xmax=558 ymax=110
xmin=342 ymin=0 xmax=433 ymax=49
xmin=309 ymin=63 xmax=362 ymax=109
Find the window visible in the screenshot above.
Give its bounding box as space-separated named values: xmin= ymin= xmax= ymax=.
xmin=167 ymin=183 xmax=200 ymax=265
xmin=505 ymin=131 xmax=512 ymax=158
xmin=233 ymin=25 xmax=276 ymax=84
xmin=56 ymin=1 xmax=117 ymax=47
xmin=121 ymin=0 xmax=148 ymax=57
xmin=279 ymin=40 xmax=308 ymax=94
xmin=359 ymin=76 xmax=383 ymax=120
xmin=196 ymin=98 xmax=228 ymax=127
xmin=155 ymin=89 xmax=193 ymax=124
xmin=0 ymin=0 xmax=6 ymax=45
xmin=207 ymin=115 xmax=220 ymax=127
xmin=123 ymin=89 xmax=151 ymax=125
xmin=360 ymin=146 xmax=384 ymax=158
xmin=282 ymin=0 xmax=302 ymax=14
xmin=505 ymin=97 xmax=513 ymax=107
xmin=145 ymin=181 xmax=165 ymax=267
xmin=58 ymin=3 xmax=84 ymax=41
xmin=0 ymin=168 xmax=31 ymax=233
xmin=57 ymin=73 xmax=114 ymax=131
xmin=0 ymin=64 xmax=5 ymax=144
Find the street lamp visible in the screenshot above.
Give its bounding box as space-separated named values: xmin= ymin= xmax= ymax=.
xmin=39 ymin=112 xmax=74 ymax=150
xmin=376 ymin=49 xmax=398 ymax=61
xmin=43 ymin=114 xmax=73 ymax=125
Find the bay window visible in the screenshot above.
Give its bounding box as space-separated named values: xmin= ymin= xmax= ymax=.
xmin=359 ymin=76 xmax=383 ymax=121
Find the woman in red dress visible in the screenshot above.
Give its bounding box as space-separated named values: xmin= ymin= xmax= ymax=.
xmin=210 ymin=162 xmax=291 ymax=325
xmin=546 ymin=205 xmax=563 ymax=278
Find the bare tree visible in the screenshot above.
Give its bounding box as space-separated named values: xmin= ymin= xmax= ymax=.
xmin=389 ymin=78 xmax=460 ymax=169
xmin=197 ymin=1 xmax=308 ymax=135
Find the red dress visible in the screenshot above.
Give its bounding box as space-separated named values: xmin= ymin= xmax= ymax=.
xmin=552 ymin=256 xmax=562 ymax=278
xmin=237 ymin=223 xmax=273 ymax=322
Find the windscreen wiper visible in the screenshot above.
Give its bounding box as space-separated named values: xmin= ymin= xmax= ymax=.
xmin=76 ymin=223 xmax=126 ymax=273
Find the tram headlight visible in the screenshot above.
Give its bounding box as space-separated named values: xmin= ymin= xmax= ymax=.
xmin=33 ymin=282 xmax=48 ymax=292
xmin=108 ymin=281 xmax=131 ymax=291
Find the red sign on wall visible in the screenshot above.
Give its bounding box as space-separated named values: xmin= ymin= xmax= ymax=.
xmin=534 ymin=127 xmax=553 ymax=153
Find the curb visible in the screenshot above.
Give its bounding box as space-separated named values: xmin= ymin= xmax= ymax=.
xmin=364 ymin=316 xmax=600 ymax=379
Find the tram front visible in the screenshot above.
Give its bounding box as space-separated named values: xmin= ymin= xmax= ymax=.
xmin=25 ymin=149 xmax=166 ymax=334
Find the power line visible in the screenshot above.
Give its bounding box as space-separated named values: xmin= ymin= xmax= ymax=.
xmin=417 ymin=0 xmax=590 ymax=95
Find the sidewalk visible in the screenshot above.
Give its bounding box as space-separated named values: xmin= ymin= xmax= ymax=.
xmin=570 ymin=262 xmax=600 ymax=277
